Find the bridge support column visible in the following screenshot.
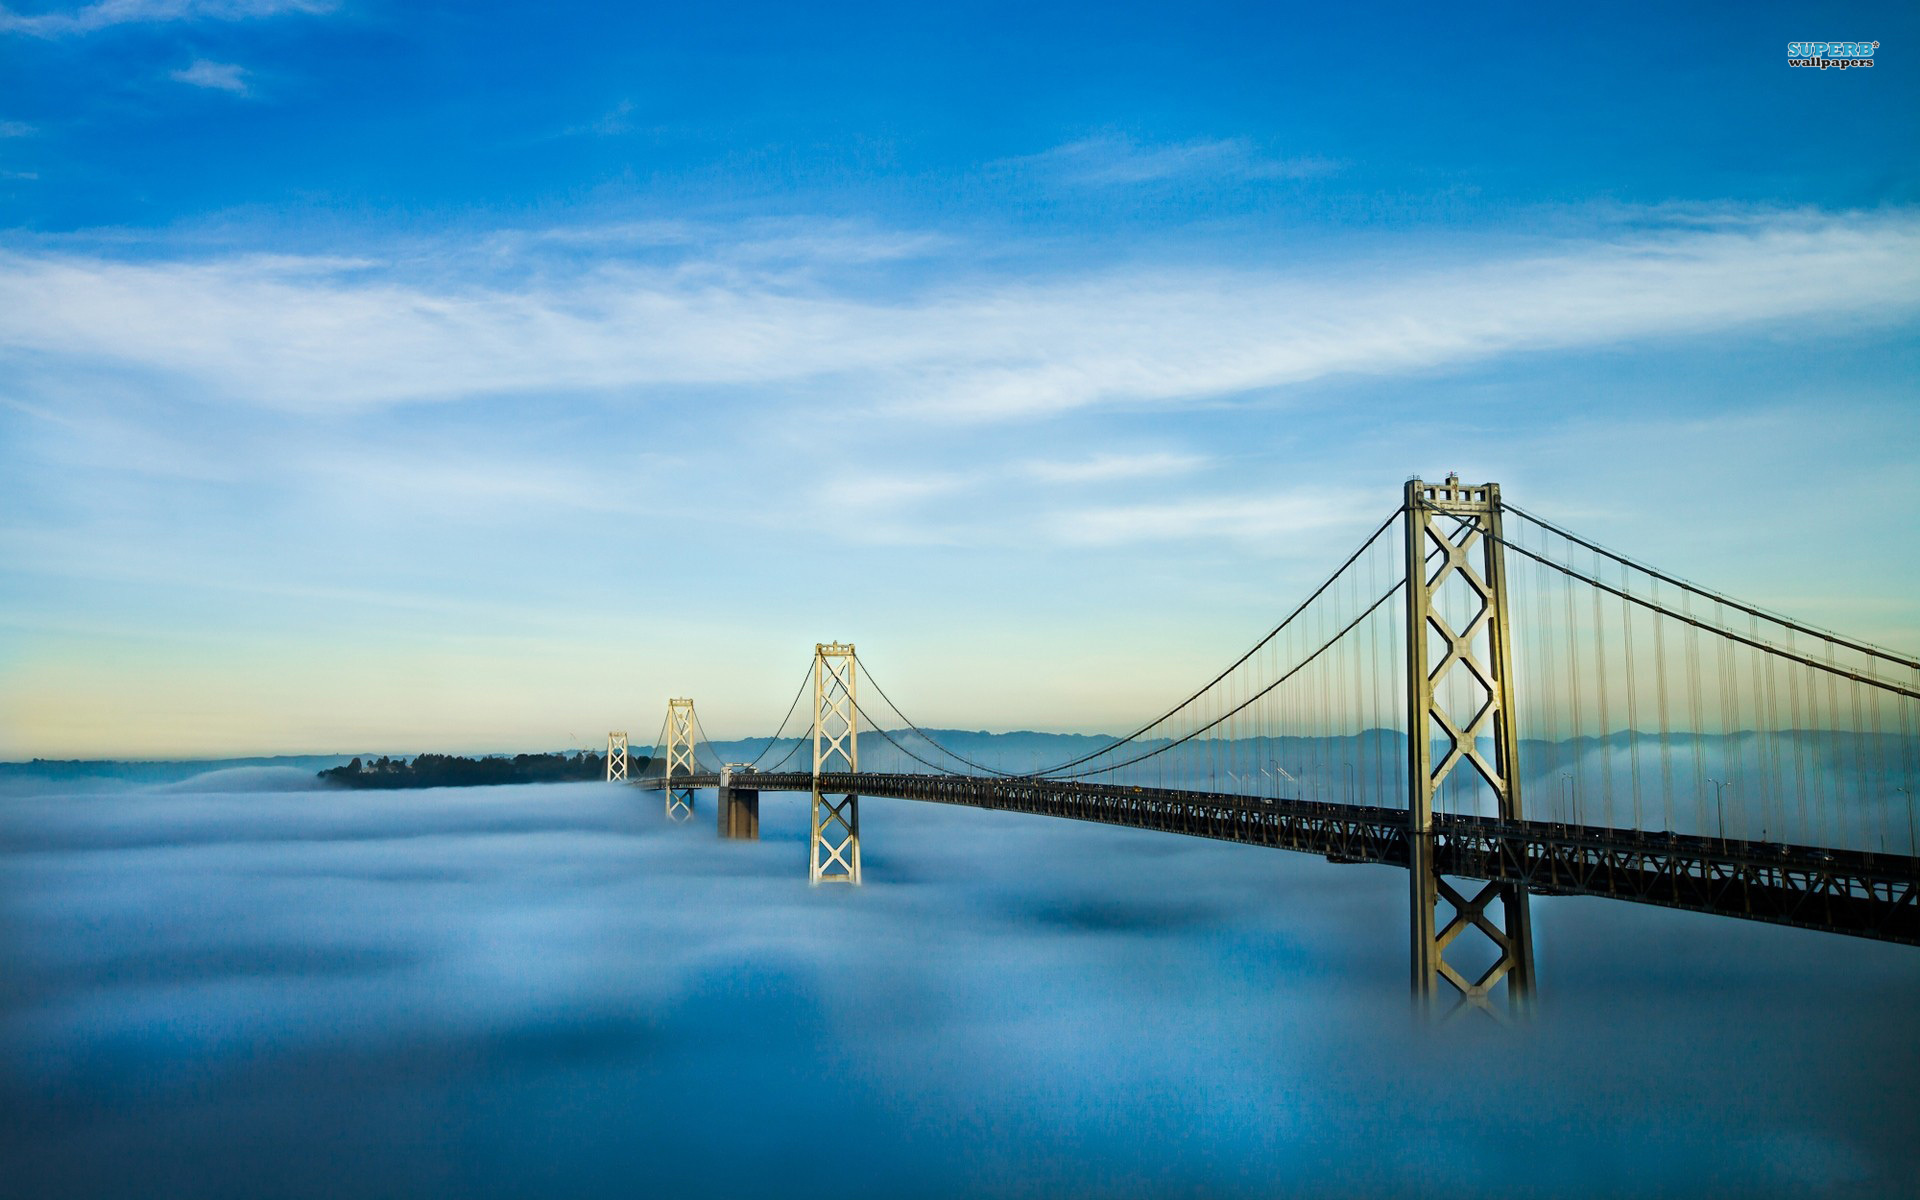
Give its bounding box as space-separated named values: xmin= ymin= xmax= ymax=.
xmin=665 ymin=698 xmax=698 ymax=823
xmin=718 ymin=765 xmax=760 ymax=840
xmin=1405 ymin=476 xmax=1535 ymax=1020
xmin=810 ymin=642 xmax=860 ymax=884
xmin=605 ymin=731 xmax=628 ymax=782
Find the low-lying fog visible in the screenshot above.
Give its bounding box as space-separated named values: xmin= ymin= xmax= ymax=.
xmin=2 ymin=772 xmax=1916 ymax=1198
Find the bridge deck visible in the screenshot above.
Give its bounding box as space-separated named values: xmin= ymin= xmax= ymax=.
xmin=638 ymin=771 xmax=1919 ymax=945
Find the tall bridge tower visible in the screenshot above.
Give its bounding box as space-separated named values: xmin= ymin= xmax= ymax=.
xmin=605 ymin=731 xmax=628 ymax=782
xmin=810 ymin=642 xmax=861 ymax=884
xmin=665 ymin=698 xmax=698 ymax=823
xmin=1404 ymin=475 xmax=1535 ymax=1018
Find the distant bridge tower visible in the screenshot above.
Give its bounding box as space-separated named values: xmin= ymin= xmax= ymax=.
xmin=810 ymin=642 xmax=861 ymax=884
xmin=665 ymin=698 xmax=698 ymax=823
xmin=606 ymin=731 xmax=628 ymax=782
xmin=1404 ymin=475 xmax=1535 ymax=1019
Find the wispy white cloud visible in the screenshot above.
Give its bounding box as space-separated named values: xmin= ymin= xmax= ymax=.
xmin=1006 ymin=133 xmax=1338 ymax=186
xmin=0 ymin=119 xmax=34 ymax=137
xmin=817 ymin=472 xmax=970 ymax=511
xmin=1 ymin=208 xmax=1917 ymax=424
xmin=1020 ymin=453 xmax=1206 ymax=484
xmin=170 ymin=58 xmax=248 ymax=93
xmin=503 ymin=216 xmax=951 ymax=265
xmin=1045 ymin=490 xmax=1359 ymax=546
xmin=0 ymin=0 xmax=331 ymax=36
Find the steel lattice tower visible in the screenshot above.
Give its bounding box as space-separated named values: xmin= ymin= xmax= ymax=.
xmin=665 ymin=698 xmax=697 ymax=823
xmin=1404 ymin=475 xmax=1536 ymax=1019
xmin=605 ymin=731 xmax=628 ymax=782
xmin=810 ymin=643 xmax=860 ymax=884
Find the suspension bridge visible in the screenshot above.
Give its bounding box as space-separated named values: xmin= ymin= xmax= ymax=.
xmin=610 ymin=476 xmax=1920 ymax=1018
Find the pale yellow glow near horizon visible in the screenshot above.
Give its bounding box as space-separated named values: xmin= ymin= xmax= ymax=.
xmin=0 ymin=625 xmax=1224 ymax=760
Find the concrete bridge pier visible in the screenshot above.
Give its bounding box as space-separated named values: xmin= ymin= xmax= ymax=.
xmin=718 ymin=765 xmax=759 ymax=840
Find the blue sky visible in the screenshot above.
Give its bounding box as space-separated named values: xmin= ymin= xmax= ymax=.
xmin=2 ymin=0 xmax=1917 ymax=756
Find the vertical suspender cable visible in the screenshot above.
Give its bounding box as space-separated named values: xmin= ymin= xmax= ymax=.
xmin=1591 ymin=546 xmax=1615 ymax=829
xmin=1786 ymin=657 xmax=1809 ymax=845
xmin=1564 ymin=533 xmax=1587 ymax=828
xmin=1756 ymin=615 xmax=1782 ymax=841
xmin=1621 ymin=559 xmax=1644 ymax=832
xmin=1651 ymin=575 xmax=1675 ymax=834
xmin=1682 ymin=590 xmax=1707 ymax=838
xmin=1717 ymin=599 xmax=1743 ymax=839
xmin=1531 ymin=534 xmax=1561 ymax=823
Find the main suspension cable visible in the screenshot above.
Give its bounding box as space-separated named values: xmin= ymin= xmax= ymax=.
xmin=1487 ymin=525 xmax=1920 ymax=701
xmin=638 ymin=714 xmax=669 ymax=778
xmin=757 ymin=735 xmax=808 ymax=773
xmin=731 ymin=662 xmax=817 ymax=769
xmin=840 ymin=692 xmax=975 ymax=776
xmin=1048 ymin=576 xmax=1404 ymax=781
xmin=688 ymin=711 xmax=731 ymax=772
xmin=1020 ymin=506 xmax=1407 ymax=777
xmin=1502 ymin=500 xmax=1920 ymax=672
xmin=855 ymin=658 xmax=1030 ymax=778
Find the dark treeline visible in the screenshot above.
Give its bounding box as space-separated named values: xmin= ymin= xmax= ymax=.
xmin=318 ymin=751 xmax=651 ymax=790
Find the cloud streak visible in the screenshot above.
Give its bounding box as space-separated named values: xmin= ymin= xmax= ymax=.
xmin=170 ymin=58 xmax=248 ymax=93
xmin=1020 ymin=452 xmax=1205 ymax=484
xmin=1045 ymin=489 xmax=1360 ymax=546
xmin=2 ymin=208 xmax=1915 ymax=422
xmin=0 ymin=0 xmax=331 ymax=36
xmin=1006 ymin=134 xmax=1339 ymax=185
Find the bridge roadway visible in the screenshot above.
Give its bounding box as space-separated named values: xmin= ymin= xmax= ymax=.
xmin=637 ymin=771 xmax=1920 ymax=945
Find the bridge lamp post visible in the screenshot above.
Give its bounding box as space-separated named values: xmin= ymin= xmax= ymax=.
xmin=1897 ymin=786 xmax=1913 ymax=857
xmin=1708 ymin=778 xmax=1732 ymax=846
xmin=1560 ymin=773 xmax=1576 ymax=827
xmin=1344 ymin=762 xmax=1356 ymax=804
xmin=1270 ymin=761 xmax=1296 ymax=799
